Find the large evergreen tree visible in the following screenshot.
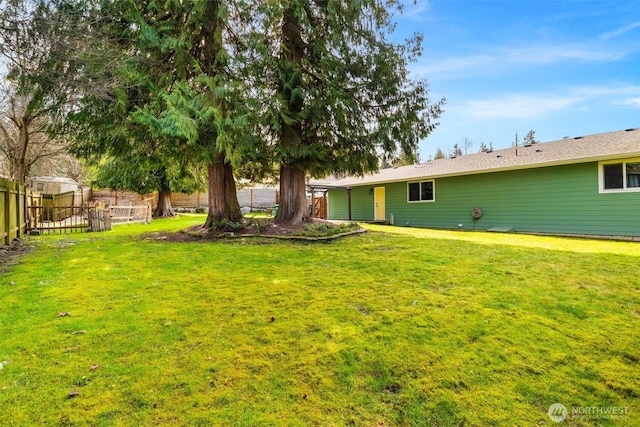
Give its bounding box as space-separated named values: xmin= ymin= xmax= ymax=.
xmin=66 ymin=0 xmax=259 ymax=224
xmin=254 ymin=0 xmax=444 ymax=224
xmin=11 ymin=0 xmax=443 ymax=228
xmin=61 ymin=0 xmax=190 ymax=217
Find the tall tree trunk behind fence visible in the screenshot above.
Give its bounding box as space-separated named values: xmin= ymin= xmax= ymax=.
xmin=154 ymin=190 xmax=175 ymax=218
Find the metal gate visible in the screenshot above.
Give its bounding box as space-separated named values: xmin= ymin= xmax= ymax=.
xmin=28 ymin=205 xmax=89 ymax=234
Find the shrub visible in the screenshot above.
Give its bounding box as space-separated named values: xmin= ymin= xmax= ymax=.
xmin=207 ymin=218 xmax=244 ymax=232
xmin=292 ymin=222 xmax=360 ymax=238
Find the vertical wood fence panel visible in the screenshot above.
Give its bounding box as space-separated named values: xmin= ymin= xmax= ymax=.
xmin=1 ymin=178 xmax=28 ymax=245
xmin=0 ymin=181 xmax=7 ymax=244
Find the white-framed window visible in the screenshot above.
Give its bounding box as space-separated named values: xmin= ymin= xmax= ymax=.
xmin=599 ymin=158 xmax=640 ymax=193
xmin=407 ymin=180 xmax=435 ymax=202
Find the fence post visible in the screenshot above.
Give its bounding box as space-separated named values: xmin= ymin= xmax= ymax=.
xmin=3 ymin=181 xmax=9 ymax=245
xmin=6 ymin=180 xmax=18 ymax=242
xmin=25 ymin=192 xmax=31 ymax=232
xmin=10 ymin=180 xmax=16 ymax=241
xmin=16 ymin=181 xmax=24 ymax=238
xmin=88 ymin=207 xmax=112 ymax=232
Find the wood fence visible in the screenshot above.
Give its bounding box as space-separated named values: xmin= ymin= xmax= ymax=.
xmin=0 ymin=178 xmax=29 ymax=245
xmin=42 ymin=191 xmax=76 ymax=221
xmin=170 ymin=188 xmax=279 ymax=209
xmin=1 ymin=180 xmax=158 ymax=245
xmin=92 ymin=189 xmax=157 ymax=208
xmin=312 ymin=196 xmax=327 ymax=219
xmin=1 ymin=177 xmax=92 ymax=243
xmin=109 ymin=204 xmax=152 ymax=225
xmin=92 ymin=188 xmax=279 ymax=211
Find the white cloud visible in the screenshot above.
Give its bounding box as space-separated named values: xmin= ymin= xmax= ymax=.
xmin=458 ymin=94 xmax=581 ymax=120
xmin=420 ymin=83 xmax=640 ymax=152
xmin=416 ymin=43 xmax=626 ymax=78
xmin=567 ymin=84 xmax=640 ymax=99
xmin=618 ymin=97 xmax=640 ymax=109
xmin=499 ymin=45 xmax=624 ymax=64
xmin=601 ymin=21 xmax=640 ymax=40
xmin=455 ymin=84 xmax=640 ymax=120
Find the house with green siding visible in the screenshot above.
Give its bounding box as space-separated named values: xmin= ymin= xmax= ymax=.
xmin=313 ymin=128 xmax=640 ymax=237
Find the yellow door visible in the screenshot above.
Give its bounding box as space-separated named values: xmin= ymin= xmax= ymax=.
xmin=374 ymin=187 xmax=385 ymax=221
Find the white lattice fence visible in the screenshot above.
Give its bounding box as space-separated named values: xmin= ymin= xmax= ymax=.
xmin=109 ymin=204 xmax=152 ymax=225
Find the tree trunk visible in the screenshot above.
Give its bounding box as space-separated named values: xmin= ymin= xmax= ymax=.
xmin=13 ymin=161 xmax=27 ymax=186
xmin=204 ymin=153 xmax=242 ymax=228
xmin=153 ymin=190 xmax=175 ymax=218
xmin=276 ymin=163 xmax=308 ymax=225
xmin=274 ymin=6 xmax=308 ymax=226
xmin=14 ymin=116 xmax=31 ymax=185
xmin=153 ymin=169 xmax=175 ymax=218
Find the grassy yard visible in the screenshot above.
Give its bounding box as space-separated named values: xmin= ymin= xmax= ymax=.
xmin=0 ymin=215 xmax=638 ymax=426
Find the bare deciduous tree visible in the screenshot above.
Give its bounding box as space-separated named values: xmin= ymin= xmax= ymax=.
xmin=0 ymin=0 xmax=94 ymax=184
xmin=0 ymin=83 xmax=66 ymax=183
xmin=462 ymin=136 xmax=473 ymax=155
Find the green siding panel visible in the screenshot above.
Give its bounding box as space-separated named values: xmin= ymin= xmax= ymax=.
xmin=328 ymin=162 xmax=640 ymax=236
xmin=327 ymin=189 xmax=348 ymax=219
xmin=328 ymin=186 xmax=374 ymax=220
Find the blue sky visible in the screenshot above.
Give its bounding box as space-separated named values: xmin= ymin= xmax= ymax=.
xmin=395 ymin=0 xmax=640 ymax=159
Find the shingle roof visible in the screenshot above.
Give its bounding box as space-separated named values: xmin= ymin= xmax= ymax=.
xmin=311 ymin=128 xmax=640 ymax=187
xmin=30 ymin=176 xmax=80 ymax=185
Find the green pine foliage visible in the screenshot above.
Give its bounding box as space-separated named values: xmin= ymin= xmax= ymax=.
xmin=523 ymin=129 xmax=539 ymax=145
xmin=65 ymin=1 xmax=259 ymax=211
xmin=252 ymin=0 xmax=444 ymax=177
xmin=236 ymin=0 xmax=445 ymax=222
xmin=12 ymin=0 xmax=443 ymax=224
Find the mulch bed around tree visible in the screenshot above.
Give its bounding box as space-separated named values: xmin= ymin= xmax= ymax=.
xmin=148 ymin=218 xmax=365 ymax=243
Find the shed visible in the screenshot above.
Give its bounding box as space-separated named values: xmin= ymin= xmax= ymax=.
xmin=30 ymin=176 xmax=80 ymax=194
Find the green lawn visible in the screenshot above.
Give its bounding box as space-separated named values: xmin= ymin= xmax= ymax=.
xmin=0 ymin=215 xmax=638 ymax=426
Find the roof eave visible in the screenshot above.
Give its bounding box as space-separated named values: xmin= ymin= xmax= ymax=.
xmin=333 ymin=151 xmax=640 ymax=187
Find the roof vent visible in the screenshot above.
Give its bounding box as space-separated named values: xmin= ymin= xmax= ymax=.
xmin=625 ymin=128 xmax=637 ymax=132
xmin=496 ymin=154 xmax=503 ymax=158
xmin=574 ymin=136 xmax=583 ymax=140
xmin=535 ymin=148 xmax=543 ymax=153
